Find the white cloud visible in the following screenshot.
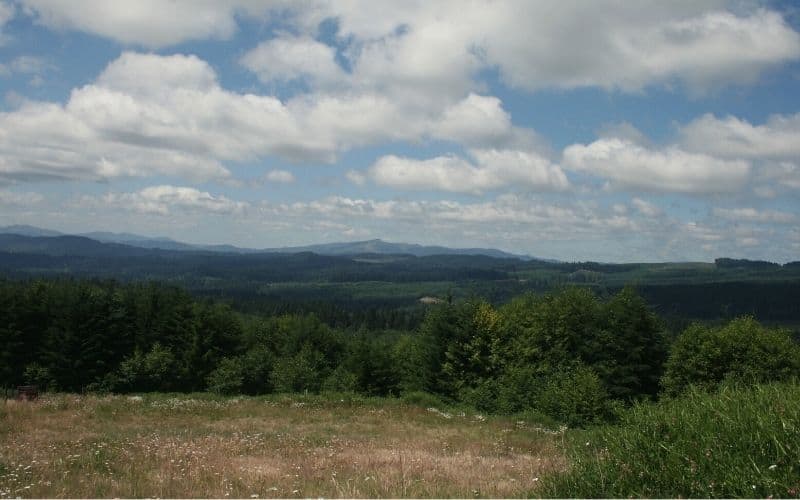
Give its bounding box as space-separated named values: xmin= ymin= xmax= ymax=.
xmin=240 ymin=35 xmax=346 ymax=87
xmin=9 ymin=55 xmax=53 ymax=74
xmin=678 ymin=113 xmax=800 ymax=194
xmin=713 ymin=207 xmax=797 ymax=224
xmin=0 ymin=0 xmax=13 ymax=45
xmin=430 ymin=94 xmax=521 ymax=148
xmin=367 ymin=148 xmax=568 ymax=194
xmin=631 ymin=197 xmax=663 ymax=217
xmin=760 ymin=162 xmax=800 ymax=191
xmin=680 ymin=113 xmax=800 ymax=160
xmin=270 ymin=194 xmax=635 ymax=235
xmin=1 ymin=52 xmax=540 ymax=185
xmin=345 ymin=169 xmax=366 ymax=186
xmin=96 ymin=185 xmax=248 ymax=215
xmin=263 ymin=169 xmax=295 ymax=184
xmin=295 ymin=1 xmax=800 ymax=93
xmin=21 ymin=0 xmax=243 ymax=48
xmin=17 ymin=2 xmax=800 ymax=92
xmin=0 ymin=52 xmax=323 ymax=184
xmin=96 ymin=52 xmax=217 ymax=94
xmin=0 ymin=189 xmax=43 ymax=205
xmin=562 ymin=138 xmax=750 ymax=193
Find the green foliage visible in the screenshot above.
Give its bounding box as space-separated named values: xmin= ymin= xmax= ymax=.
xmin=3 ymin=277 xmax=794 ymax=437
xmin=206 ymin=357 xmax=245 ymax=395
xmin=534 ymin=366 xmax=610 ymax=428
xmin=662 ymin=316 xmax=800 ymax=396
xmin=322 ymin=365 xmax=359 ymax=393
xmin=541 ymin=382 xmax=800 ymax=498
xmin=23 ymin=363 xmax=55 ymax=391
xmin=117 ymin=343 xmax=178 ymax=392
xmin=400 ymin=390 xmax=446 ymax=409
xmin=592 ymin=286 xmax=666 ymax=399
xmin=238 ymin=345 xmax=275 ymax=394
xmin=391 ymin=333 xmax=434 ymax=393
xmin=271 ymin=345 xmax=329 ymax=393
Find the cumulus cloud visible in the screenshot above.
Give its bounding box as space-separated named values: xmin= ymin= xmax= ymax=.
xmin=680 ymin=113 xmax=800 ymax=160
xmin=345 ymin=170 xmax=367 ymax=186
xmin=677 ymin=113 xmax=800 ymax=195
xmin=367 ymin=148 xmax=568 ymax=194
xmin=0 ymin=1 xmax=13 ymax=45
xmin=0 ymin=189 xmax=43 ymax=206
xmin=429 ymin=94 xmax=535 ymax=148
xmin=712 ymin=207 xmax=797 ymax=224
xmin=0 ymin=51 xmax=546 ymax=185
xmin=240 ymin=35 xmax=346 ymax=87
xmin=96 ymin=185 xmax=248 ymax=215
xmin=631 ymin=198 xmax=663 ymax=217
xmin=294 ymin=1 xmax=800 ymax=93
xmin=20 ymin=0 xmax=244 ymax=48
xmin=562 ymin=138 xmax=750 ymax=193
xmin=23 ymin=2 xmax=799 ymax=92
xmin=268 ymin=194 xmax=635 ymax=235
xmin=263 ymin=169 xmax=295 ymax=184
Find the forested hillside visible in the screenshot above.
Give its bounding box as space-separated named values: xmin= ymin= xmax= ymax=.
xmin=2 ymin=233 xmax=800 ymax=327
xmin=3 ymin=278 xmax=798 ymax=428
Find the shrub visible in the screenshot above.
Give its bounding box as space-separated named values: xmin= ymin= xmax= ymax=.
xmin=541 ymin=382 xmax=800 ymax=498
xmin=206 ymin=357 xmax=245 ymax=395
xmin=322 ymin=365 xmax=358 ymax=393
xmin=23 ymin=363 xmax=56 ymax=391
xmin=401 ymin=390 xmax=446 ymax=409
xmin=270 ymin=345 xmax=328 ymax=393
xmin=116 ymin=343 xmax=178 ymax=392
xmin=662 ymin=316 xmax=800 ymax=396
xmin=534 ymin=366 xmax=610 ymax=427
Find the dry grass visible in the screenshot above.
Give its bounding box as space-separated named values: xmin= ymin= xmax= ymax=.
xmin=0 ymin=393 xmax=566 ymax=498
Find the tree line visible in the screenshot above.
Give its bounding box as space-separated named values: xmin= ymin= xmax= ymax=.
xmin=1 ymin=278 xmax=797 ymax=426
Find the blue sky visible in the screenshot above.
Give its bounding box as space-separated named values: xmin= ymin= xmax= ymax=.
xmin=1 ymin=1 xmax=800 ymax=262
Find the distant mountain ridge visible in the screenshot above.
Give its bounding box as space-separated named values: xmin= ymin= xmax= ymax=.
xmin=0 ymin=225 xmax=537 ymax=260
xmin=266 ymin=239 xmax=529 ymax=259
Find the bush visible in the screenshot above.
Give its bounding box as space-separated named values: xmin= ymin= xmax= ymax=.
xmin=541 ymin=382 xmax=800 ymax=498
xmin=206 ymin=357 xmax=245 ymax=395
xmin=23 ymin=363 xmax=55 ymax=391
xmin=270 ymin=345 xmax=328 ymax=393
xmin=401 ymin=390 xmax=446 ymax=409
xmin=534 ymin=366 xmax=610 ymax=427
xmin=116 ymin=343 xmax=178 ymax=392
xmin=322 ymin=365 xmax=358 ymax=393
xmin=662 ymin=317 xmax=800 ymax=396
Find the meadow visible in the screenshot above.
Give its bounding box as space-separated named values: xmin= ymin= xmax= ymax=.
xmin=3 ymin=382 xmax=799 ymax=498
xmin=0 ymin=393 xmax=563 ymax=498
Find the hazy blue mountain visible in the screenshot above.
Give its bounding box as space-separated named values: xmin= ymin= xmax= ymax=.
xmin=0 ymin=234 xmax=155 ymax=257
xmin=0 ymin=224 xmax=64 ymax=237
xmin=0 ymin=225 xmax=536 ymax=259
xmin=262 ymin=239 xmax=532 ymax=259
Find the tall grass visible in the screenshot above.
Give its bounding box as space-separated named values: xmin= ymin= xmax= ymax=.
xmin=541 ymin=382 xmax=800 ymax=498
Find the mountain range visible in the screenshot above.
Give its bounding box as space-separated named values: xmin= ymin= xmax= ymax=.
xmin=0 ymin=224 xmax=536 ymax=260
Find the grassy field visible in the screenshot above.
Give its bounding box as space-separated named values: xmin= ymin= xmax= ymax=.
xmin=0 ymin=393 xmax=564 ymax=498
xmin=542 ymin=382 xmax=800 ymax=498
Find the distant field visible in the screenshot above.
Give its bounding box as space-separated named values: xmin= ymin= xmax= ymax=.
xmin=0 ymin=394 xmax=563 ymax=498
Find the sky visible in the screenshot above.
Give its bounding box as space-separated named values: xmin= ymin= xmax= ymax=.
xmin=1 ymin=1 xmax=800 ymax=262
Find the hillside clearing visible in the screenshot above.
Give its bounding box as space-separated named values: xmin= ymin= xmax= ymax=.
xmin=0 ymin=393 xmax=564 ymax=498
